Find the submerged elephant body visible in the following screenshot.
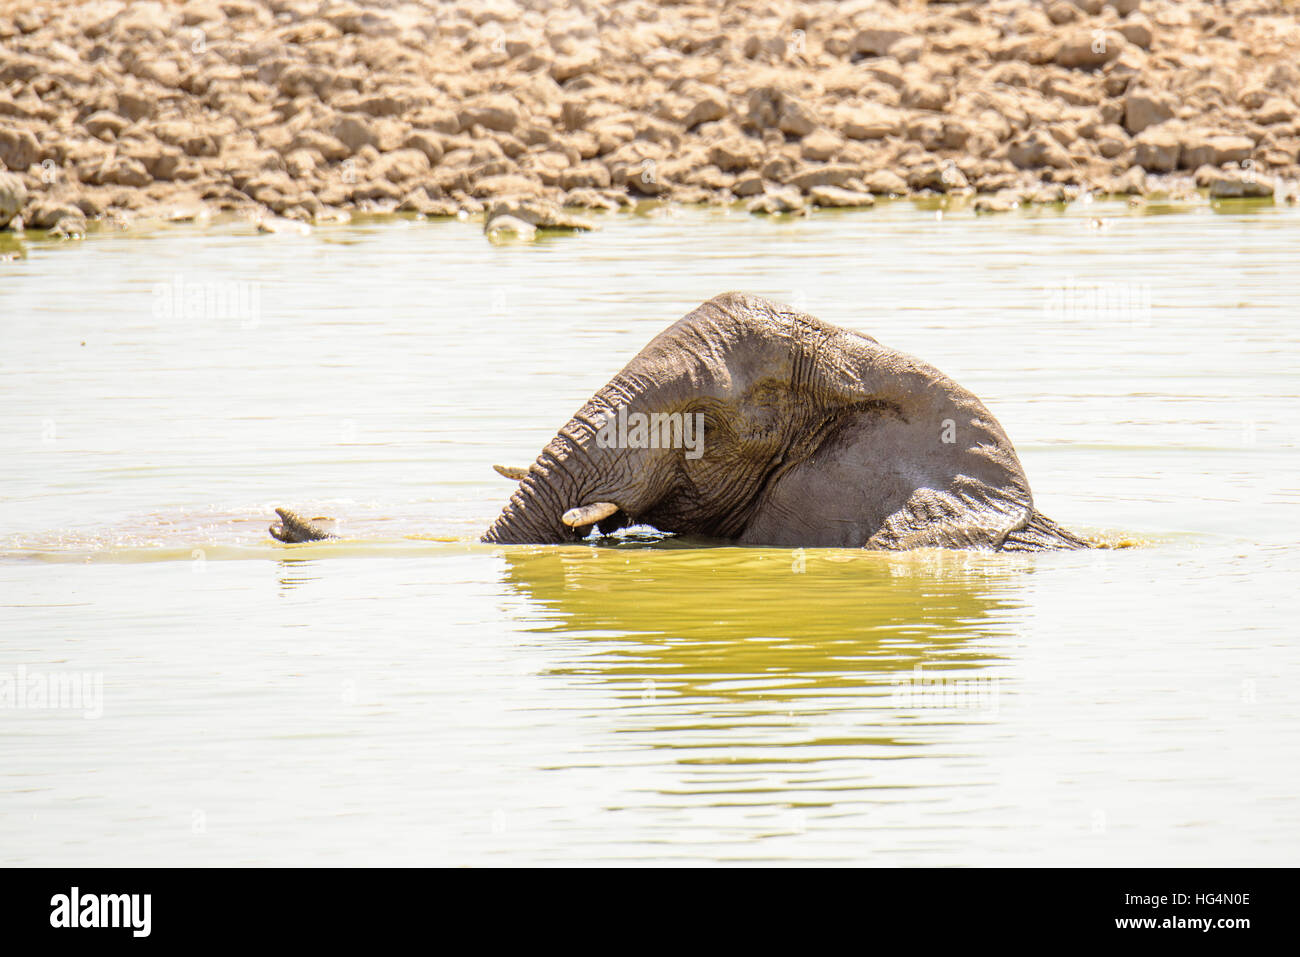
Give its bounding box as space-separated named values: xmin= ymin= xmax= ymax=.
xmin=483 ymin=293 xmax=1086 ymax=551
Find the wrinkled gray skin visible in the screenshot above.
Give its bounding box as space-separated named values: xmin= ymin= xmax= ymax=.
xmin=268 ymin=508 xmax=335 ymax=543
xmin=481 ymin=292 xmax=1087 ymax=551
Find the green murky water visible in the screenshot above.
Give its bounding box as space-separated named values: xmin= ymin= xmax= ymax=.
xmin=1 ymin=199 xmax=1298 ymax=864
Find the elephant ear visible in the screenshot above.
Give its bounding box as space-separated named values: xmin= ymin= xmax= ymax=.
xmin=864 ymin=482 xmax=1032 ymax=550
xmin=737 ymin=401 xmax=1040 ymax=550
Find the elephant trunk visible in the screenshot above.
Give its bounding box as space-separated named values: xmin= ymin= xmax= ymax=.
xmin=481 ymin=389 xmax=644 ymax=544
xmin=481 ymin=446 xmax=584 ymax=544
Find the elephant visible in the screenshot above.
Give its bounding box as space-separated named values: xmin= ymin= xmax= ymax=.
xmin=268 ymin=293 xmax=1087 ymax=549
xmin=480 ymin=293 xmax=1087 ymax=551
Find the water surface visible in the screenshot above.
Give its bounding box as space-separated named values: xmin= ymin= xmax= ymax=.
xmin=1 ymin=199 xmax=1297 ymax=864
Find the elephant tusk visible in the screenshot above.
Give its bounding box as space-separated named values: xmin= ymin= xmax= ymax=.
xmin=493 ymin=464 xmax=529 ymax=480
xmin=562 ymin=502 xmax=620 ymax=528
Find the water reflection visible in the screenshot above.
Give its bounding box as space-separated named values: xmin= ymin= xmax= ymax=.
xmin=499 ymin=543 xmax=1028 ymax=708
xmin=277 ymin=558 xmax=319 ymax=594
xmin=490 ymin=545 xmax=1034 ymax=846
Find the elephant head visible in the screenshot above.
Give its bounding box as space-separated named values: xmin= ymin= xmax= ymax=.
xmin=482 ymin=292 xmax=1086 ymax=551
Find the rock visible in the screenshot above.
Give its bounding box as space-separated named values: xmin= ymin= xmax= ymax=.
xmin=0 ymin=127 xmax=40 ymax=171
xmin=836 ymin=104 xmax=901 ymax=140
xmin=709 ymin=136 xmax=763 ymax=172
xmin=402 ymin=130 xmax=444 ymax=164
xmin=1192 ymin=164 xmax=1222 ymax=188
xmin=801 ymin=129 xmax=843 ymax=162
xmin=1047 ymin=123 xmax=1077 ymax=148
xmin=994 ymin=33 xmax=1061 ymax=65
xmin=971 ymin=167 xmax=1021 ymax=193
xmin=902 ymin=78 xmax=948 ymax=111
xmin=778 ymin=102 xmax=816 ymax=138
xmin=681 ymin=91 xmax=728 ymax=130
xmin=26 ymin=199 xmax=85 ymax=229
xmin=891 ymin=37 xmax=926 ymax=64
xmin=354 ymin=93 xmax=412 ymax=118
xmin=1042 ymin=75 xmax=1099 ymax=107
xmin=0 ymin=91 xmax=35 ymax=119
xmin=974 ymin=191 xmax=1021 ymax=213
xmin=526 ymin=149 xmax=574 ymax=186
xmin=559 ymin=162 xmax=611 ymax=190
xmin=154 ymin=147 xmax=198 ymax=181
xmin=84 ymin=110 xmax=130 ymax=139
xmin=45 ymin=195 xmax=88 ymax=229
xmin=1265 ymin=62 xmax=1300 ymax=91
xmin=398 ymin=188 xmax=458 ymax=216
xmin=108 ymin=3 xmax=179 ymax=39
xmin=608 ymin=157 xmax=668 ymax=197
xmin=152 ymin=120 xmax=218 ymax=157
xmin=732 ymin=171 xmax=764 ymax=196
xmin=861 ymin=169 xmax=909 ymax=195
xmin=283 ymin=148 xmax=320 ymax=179
xmin=472 ymin=174 xmax=546 ymax=200
xmin=746 ymin=186 xmax=805 ymax=215
xmin=335 ymin=8 xmax=409 ymax=38
xmin=1115 ymin=165 xmax=1147 ymax=194
xmin=785 ymin=164 xmax=861 ymax=191
xmin=1055 ymin=30 xmax=1125 ymax=69
xmin=460 ymin=95 xmax=521 ymax=134
xmin=0 ymin=171 xmax=27 ymax=228
xmin=371 ymin=149 xmax=430 ymax=184
xmin=1123 ymin=89 xmax=1175 ymax=134
xmin=907 ymin=159 xmax=969 ymax=191
xmin=1046 ymin=2 xmax=1081 ymax=25
xmin=851 ymin=28 xmax=910 ymax=58
xmin=159 ymin=205 xmax=211 ymax=224
xmin=484 ymin=213 xmax=536 ymax=241
xmin=1028 ymin=183 xmax=1067 ymax=204
xmin=1254 ymin=98 xmax=1295 ymax=126
xmin=0 ymin=0 xmax=1289 ymax=224
xmin=551 ymin=47 xmax=600 ymax=83
xmin=808 ymin=185 xmax=876 ymax=208
xmin=743 ymin=34 xmax=787 ymax=60
xmin=907 ymin=115 xmax=971 ymax=151
xmin=1239 ymin=87 xmax=1271 ymax=111
xmin=685 ymin=165 xmax=735 ymax=192
xmin=95 ymin=156 xmax=153 ymax=187
xmin=1094 ymin=125 xmax=1130 ymax=158
xmin=50 ymin=214 xmax=87 ymax=238
xmin=181 ymin=1 xmax=225 ymax=28
xmin=761 ymin=154 xmax=794 ymax=182
xmin=293 ymin=130 xmax=351 ymax=163
xmin=562 ymin=188 xmax=622 ymax=211
xmin=253 ymin=214 xmax=311 ymax=235
xmin=559 ymin=99 xmax=590 ymax=133
xmin=1180 ymin=133 xmax=1254 ymax=169
xmin=331 ymin=114 xmax=378 ymax=154
xmin=747 ymin=88 xmax=817 ymax=138
xmin=1209 ymin=172 xmax=1274 ymax=199
xmin=1132 ymin=127 xmax=1180 ymax=171
xmin=273 ymin=64 xmax=329 ymax=99
xmin=1118 ymin=15 xmax=1154 ymax=49
xmin=483 ymin=197 xmax=591 ymax=232
xmin=1007 ymin=129 xmax=1072 ymax=169
xmin=864 ymin=60 xmax=905 ymax=90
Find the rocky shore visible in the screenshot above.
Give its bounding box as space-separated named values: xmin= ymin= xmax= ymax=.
xmin=1 ymin=0 xmax=1298 ymax=238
